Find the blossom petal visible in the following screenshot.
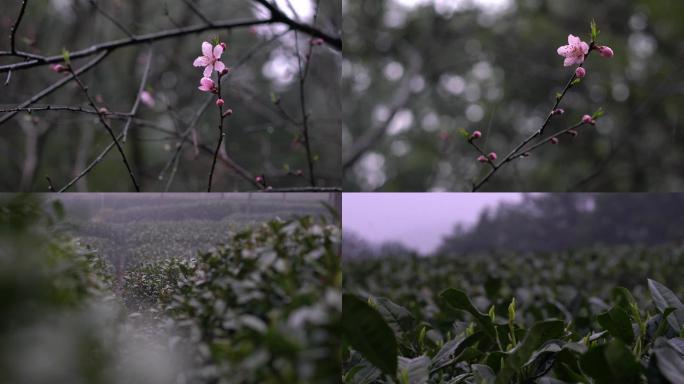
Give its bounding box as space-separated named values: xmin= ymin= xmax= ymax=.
xmin=203 ymin=64 xmax=213 ymax=78
xmin=557 ymin=45 xmax=573 ymax=56
xmin=579 ymin=41 xmax=590 ymax=55
xmin=202 ymin=42 xmax=213 ymax=57
xmin=214 ymin=61 xmax=226 ymax=73
xmin=563 ymin=56 xmax=580 ymax=67
xmin=213 ymin=44 xmax=223 ymax=59
xmin=193 ymin=56 xmax=210 ymax=67
xmin=568 ymin=34 xmax=580 ymax=45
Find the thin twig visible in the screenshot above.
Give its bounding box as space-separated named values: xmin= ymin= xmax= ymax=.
xmin=45 ymin=176 xmax=55 ymax=191
xmin=208 ymin=72 xmax=227 ymax=192
xmin=88 ymin=0 xmax=135 ymax=39
xmin=0 ymin=50 xmax=110 ymax=126
xmin=471 ymin=46 xmax=596 ymax=192
xmin=10 ymin=0 xmax=29 ymax=54
xmin=294 ymin=31 xmax=316 ymax=186
xmin=60 ymin=48 xmax=154 ymax=192
xmin=181 ymin=0 xmax=213 ymax=26
xmin=0 ymin=104 xmax=131 ymax=117
xmin=67 ymin=66 xmax=140 ymax=191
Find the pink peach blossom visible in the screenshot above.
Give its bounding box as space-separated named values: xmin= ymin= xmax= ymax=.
xmin=582 ymin=114 xmax=594 ymax=124
xmin=557 ymin=34 xmax=590 ymax=67
xmin=193 ymin=41 xmax=226 ymax=77
xmin=477 ymin=155 xmax=488 ymax=163
xmin=575 ymin=67 xmax=586 ymax=78
xmin=550 ymin=137 xmax=559 ymax=144
xmin=471 ymin=130 xmax=482 ymax=139
xmin=198 ymin=77 xmax=216 ymax=92
xmin=216 ymin=98 xmax=224 ymax=107
xmin=552 ymin=108 xmax=565 ymax=115
xmin=487 ymin=152 xmax=497 ymax=161
xmin=140 ymin=90 xmax=155 ymax=107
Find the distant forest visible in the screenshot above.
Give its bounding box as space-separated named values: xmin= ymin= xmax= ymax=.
xmin=344 ymin=194 xmax=684 ymax=258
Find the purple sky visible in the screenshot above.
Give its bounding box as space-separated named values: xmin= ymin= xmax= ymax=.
xmin=343 ymin=193 xmax=523 ymax=254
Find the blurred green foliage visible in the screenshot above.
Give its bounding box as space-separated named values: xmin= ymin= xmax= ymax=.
xmin=343 ymin=0 xmax=684 ymax=191
xmin=0 ymin=0 xmax=341 ymax=191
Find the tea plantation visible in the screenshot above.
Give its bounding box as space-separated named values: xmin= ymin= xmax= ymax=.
xmin=342 ymin=246 xmax=684 ymax=383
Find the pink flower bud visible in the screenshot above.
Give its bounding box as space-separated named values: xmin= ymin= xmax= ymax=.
xmin=295 ymin=170 xmax=304 ymax=176
xmin=216 ymin=98 xmax=225 ymax=107
xmin=477 ymin=155 xmax=488 ymax=163
xmin=198 ymin=77 xmax=216 ymax=93
xmin=50 ymin=64 xmax=67 ymax=73
xmin=220 ymin=42 xmax=227 ymax=50
xmin=575 ymin=67 xmax=586 ymax=78
xmin=487 ymin=152 xmax=497 ymax=161
xmin=567 ymin=129 xmax=578 ymax=137
xmin=140 ymin=90 xmax=155 ymax=108
xmin=222 ymin=109 xmax=233 ymax=118
xmin=311 ymin=38 xmax=324 ymax=46
xmin=98 ymin=107 xmax=109 ymax=114
xmin=552 ymin=108 xmax=565 ymax=115
xmin=255 ymin=175 xmax=264 ymax=184
xmin=582 ymin=114 xmax=594 ymax=124
xmin=550 ymin=137 xmax=559 ymax=144
xmin=471 ymin=130 xmax=482 ymax=140
xmin=598 ymin=46 xmax=614 ymax=58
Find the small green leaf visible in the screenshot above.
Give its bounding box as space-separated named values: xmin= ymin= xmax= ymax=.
xmin=458 ymin=128 xmax=470 ymax=139
xmin=571 ymin=78 xmax=581 ymax=86
xmin=592 ymin=107 xmax=605 ymax=120
xmin=211 ymin=36 xmax=220 ymax=46
xmin=591 ymin=19 xmax=600 ymax=42
xmin=508 ymin=298 xmax=516 ymax=323
xmin=555 ymin=92 xmax=562 ymax=100
xmin=61 ymin=48 xmax=71 ymax=66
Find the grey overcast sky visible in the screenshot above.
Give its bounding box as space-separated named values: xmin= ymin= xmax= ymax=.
xmin=343 ymin=193 xmax=523 ymax=254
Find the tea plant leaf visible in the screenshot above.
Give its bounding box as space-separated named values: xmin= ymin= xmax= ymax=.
xmin=597 ymin=306 xmax=635 ymax=345
xmin=398 ymin=355 xmax=430 ymax=384
xmin=431 ymin=332 xmax=483 ymax=370
xmin=648 ymin=279 xmax=684 ymax=332
xmin=343 ymin=293 xmax=398 ymax=377
xmin=580 ymin=339 xmax=642 ymax=384
xmin=440 ymin=289 xmax=497 ymax=342
xmin=495 ymin=320 xmax=565 ymax=384
xmin=653 ymin=337 xmax=684 ymax=384
xmin=371 ymin=296 xmax=415 ymax=339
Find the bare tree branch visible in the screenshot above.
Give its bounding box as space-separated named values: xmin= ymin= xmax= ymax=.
xmin=0 ymin=51 xmax=110 ymax=126
xmin=67 ymin=65 xmax=140 ymax=191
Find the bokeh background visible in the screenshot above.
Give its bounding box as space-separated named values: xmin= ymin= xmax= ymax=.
xmin=0 ymin=0 xmax=341 ymax=192
xmin=342 ymin=0 xmax=684 ymax=191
